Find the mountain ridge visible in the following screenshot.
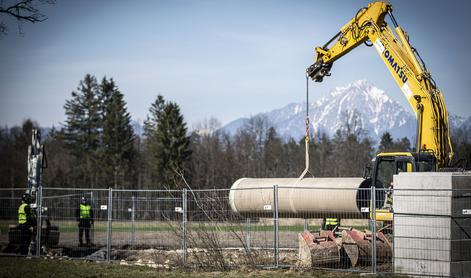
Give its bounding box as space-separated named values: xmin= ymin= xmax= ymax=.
xmin=221 ymin=80 xmax=468 ymax=142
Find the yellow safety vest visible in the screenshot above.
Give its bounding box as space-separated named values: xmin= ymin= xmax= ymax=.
xmin=325 ymin=218 xmax=339 ymax=226
xmin=80 ymin=204 xmax=91 ymax=219
xmin=18 ymin=203 xmax=28 ymax=224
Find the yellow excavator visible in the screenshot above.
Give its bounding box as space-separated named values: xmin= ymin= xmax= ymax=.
xmin=306 ymin=1 xmax=454 ymax=220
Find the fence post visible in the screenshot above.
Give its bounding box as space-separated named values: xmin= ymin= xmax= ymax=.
xmin=371 ymin=185 xmax=377 ymax=274
xmin=304 ymin=218 xmax=309 ymax=231
xmin=106 ymin=187 xmax=113 ymax=261
xmin=273 ymin=184 xmax=279 ymax=268
xmin=131 ymin=195 xmax=136 ymax=245
xmin=182 ymin=188 xmax=187 ymax=265
xmin=90 ymin=191 xmax=95 ymax=246
xmin=246 ymin=218 xmax=251 ymax=250
xmin=35 ymin=186 xmax=42 ymax=256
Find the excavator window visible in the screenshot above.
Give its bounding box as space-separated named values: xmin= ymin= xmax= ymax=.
xmin=376 ymin=157 xmax=395 ymax=189
xmin=397 ymin=161 xmax=413 ymax=173
xmin=416 ymin=161 xmax=435 ymax=172
xmin=374 ymin=156 xmax=415 ymax=189
xmin=414 ymin=153 xmax=436 ymax=172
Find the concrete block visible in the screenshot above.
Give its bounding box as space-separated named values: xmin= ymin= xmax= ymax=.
xmin=451 ymin=218 xmax=471 ymax=239
xmin=451 ymin=240 xmax=471 ymax=261
xmin=395 ymin=259 xmax=471 ymax=277
xmin=394 ymin=258 xmax=450 ymax=277
xmin=450 ymin=261 xmax=471 ymax=277
xmin=394 ymin=194 xmax=451 ymax=215
xmin=394 ymin=237 xmax=450 ymax=261
xmin=394 ymin=172 xmax=453 ymax=190
xmin=394 ymin=215 xmax=451 ymax=239
xmin=452 ymin=197 xmax=471 ymax=217
xmin=394 ymin=215 xmax=471 ymax=240
xmin=393 ymin=172 xmax=471 ymax=277
xmin=452 ymin=174 xmax=471 ymax=192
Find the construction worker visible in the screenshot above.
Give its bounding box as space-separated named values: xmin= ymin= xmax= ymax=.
xmin=322 ymin=217 xmax=340 ymax=232
xmin=76 ymin=196 xmax=94 ymax=247
xmin=18 ymin=193 xmax=36 ymax=255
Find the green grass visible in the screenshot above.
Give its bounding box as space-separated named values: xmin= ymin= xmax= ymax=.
xmin=0 ymin=257 xmax=403 ymax=278
xmin=1 ymin=219 xmax=368 ymax=234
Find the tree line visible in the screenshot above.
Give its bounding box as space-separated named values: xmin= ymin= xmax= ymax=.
xmin=1 ymin=74 xmax=470 ymax=190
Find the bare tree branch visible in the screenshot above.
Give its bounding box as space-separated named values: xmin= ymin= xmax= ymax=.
xmin=0 ymin=0 xmax=54 ymax=36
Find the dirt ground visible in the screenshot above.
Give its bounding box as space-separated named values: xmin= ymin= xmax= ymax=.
xmin=1 ymin=219 xmax=314 ymax=249
xmin=1 ymin=218 xmax=391 ymax=273
xmin=0 ymin=219 xmax=371 ymax=249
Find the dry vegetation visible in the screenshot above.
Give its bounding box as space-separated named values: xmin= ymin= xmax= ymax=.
xmin=0 ymin=257 xmax=404 ymax=278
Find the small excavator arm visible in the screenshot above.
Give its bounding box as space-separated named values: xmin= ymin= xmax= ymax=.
xmin=307 ymin=1 xmax=452 ymax=168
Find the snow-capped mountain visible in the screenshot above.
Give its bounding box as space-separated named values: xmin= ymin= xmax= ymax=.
xmin=124 ymin=79 xmax=468 ymax=142
xmin=223 ymin=80 xmax=417 ymax=142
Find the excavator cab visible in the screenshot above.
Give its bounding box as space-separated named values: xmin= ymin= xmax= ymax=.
xmin=363 ymin=151 xmax=436 ymax=222
xmin=372 ymin=152 xmax=415 ymax=189
xmin=371 ymin=152 xmax=436 ymax=188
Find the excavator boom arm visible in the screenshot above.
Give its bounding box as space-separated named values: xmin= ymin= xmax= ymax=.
xmin=307 ymin=1 xmax=453 ymax=168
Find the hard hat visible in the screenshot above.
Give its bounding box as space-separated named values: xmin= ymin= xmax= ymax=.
xmin=80 ymin=196 xmax=87 ymax=204
xmin=22 ymin=193 xmax=32 ymax=203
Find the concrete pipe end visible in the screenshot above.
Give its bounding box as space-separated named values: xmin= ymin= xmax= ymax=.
xmin=229 ymin=178 xmax=248 ymax=215
xmin=356 ymin=178 xmax=387 ymax=216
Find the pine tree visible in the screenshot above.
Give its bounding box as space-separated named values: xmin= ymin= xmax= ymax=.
xmin=313 ymin=133 xmax=334 ymax=176
xmin=144 ymin=95 xmax=191 ymax=188
xmin=63 ymin=74 xmax=102 ymax=187
xmin=379 ymin=132 xmax=394 ymax=153
xmin=397 ymin=137 xmax=411 ymax=151
xmin=101 ymin=78 xmax=135 ymax=188
xmin=264 ymin=127 xmax=283 ymax=177
xmin=143 ymin=95 xmax=165 ymax=137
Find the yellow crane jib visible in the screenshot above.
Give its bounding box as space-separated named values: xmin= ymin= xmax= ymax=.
xmin=306 ymin=1 xmax=453 ymax=169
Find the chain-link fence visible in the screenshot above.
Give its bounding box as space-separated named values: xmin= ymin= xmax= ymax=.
xmin=0 ymin=185 xmax=469 ymax=276
xmin=0 ymin=188 xmax=27 ymax=254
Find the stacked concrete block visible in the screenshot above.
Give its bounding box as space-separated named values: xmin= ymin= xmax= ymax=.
xmin=393 ymin=172 xmax=471 ymax=277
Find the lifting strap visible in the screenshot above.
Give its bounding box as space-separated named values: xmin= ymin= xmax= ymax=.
xmin=295 ymin=73 xmax=314 ymax=185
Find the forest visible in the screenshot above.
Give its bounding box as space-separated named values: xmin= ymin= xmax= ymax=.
xmin=1 ymin=74 xmax=470 ymax=190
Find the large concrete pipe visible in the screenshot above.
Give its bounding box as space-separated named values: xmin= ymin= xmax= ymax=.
xmin=229 ymin=178 xmax=385 ymax=218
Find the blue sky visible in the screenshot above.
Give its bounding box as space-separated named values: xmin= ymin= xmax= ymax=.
xmin=1 ymin=0 xmax=470 ymax=128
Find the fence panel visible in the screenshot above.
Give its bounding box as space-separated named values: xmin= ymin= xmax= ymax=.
xmin=389 ymin=187 xmax=471 ymax=277
xmin=41 ymin=188 xmax=110 ymax=259
xmin=184 ymin=187 xmax=277 ymax=269
xmin=374 ymin=187 xmax=393 ymax=274
xmin=0 ymin=186 xmax=389 ymax=271
xmin=281 ymin=187 xmax=379 ymax=271
xmin=0 ymin=188 xmax=29 ymax=255
xmin=110 ymin=189 xmax=183 ymax=266
xmin=3 ymin=185 xmax=468 ymax=277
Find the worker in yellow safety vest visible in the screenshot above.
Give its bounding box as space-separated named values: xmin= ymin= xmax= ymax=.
xmin=18 ymin=193 xmax=36 ymax=255
xmin=76 ymin=196 xmax=94 ymax=247
xmin=322 ymin=217 xmax=340 ymax=231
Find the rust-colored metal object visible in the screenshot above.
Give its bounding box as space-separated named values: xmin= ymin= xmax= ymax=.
xmin=298 ymin=230 xmax=341 ymax=267
xmin=342 ymin=229 xmax=392 ymax=267
xmin=298 ymin=228 xmax=392 ymax=268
